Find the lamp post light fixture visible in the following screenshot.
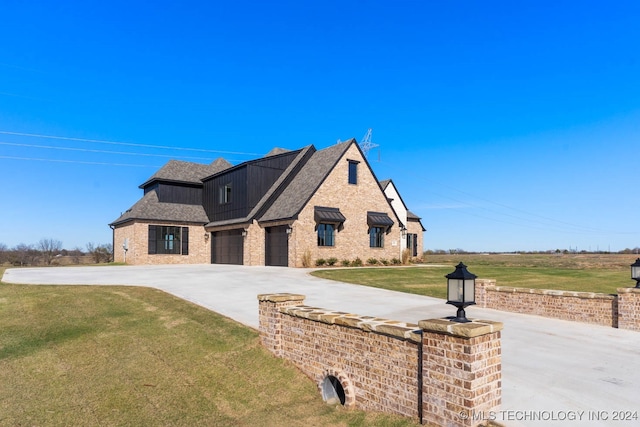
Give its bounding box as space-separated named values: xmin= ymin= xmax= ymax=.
xmin=631 ymin=258 xmax=640 ymax=288
xmin=445 ymin=262 xmax=477 ymax=323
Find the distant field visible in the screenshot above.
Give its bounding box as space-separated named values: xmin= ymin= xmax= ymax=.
xmin=311 ymin=253 xmax=638 ymax=298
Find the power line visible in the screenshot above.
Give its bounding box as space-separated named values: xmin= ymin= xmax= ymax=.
xmin=0 ymin=155 xmax=158 ymax=168
xmin=0 ymin=130 xmax=261 ymax=156
xmin=0 ymin=141 xmax=215 ymax=161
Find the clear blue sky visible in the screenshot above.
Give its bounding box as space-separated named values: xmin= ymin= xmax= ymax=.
xmin=1 ymin=1 xmax=638 ymax=253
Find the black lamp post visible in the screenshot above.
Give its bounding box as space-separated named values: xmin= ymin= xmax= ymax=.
xmin=631 ymin=258 xmax=640 ymax=288
xmin=446 ymin=262 xmax=477 ymax=323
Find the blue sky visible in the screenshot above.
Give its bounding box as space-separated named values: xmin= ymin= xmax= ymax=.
xmin=1 ymin=1 xmax=638 ymax=253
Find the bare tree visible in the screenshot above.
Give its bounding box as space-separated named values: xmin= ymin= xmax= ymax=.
xmin=87 ymin=243 xmax=113 ymax=264
xmin=70 ymin=247 xmax=84 ymax=264
xmin=0 ymin=243 xmax=7 ymax=265
xmin=11 ymin=243 xmax=33 ymax=266
xmin=38 ymin=238 xmax=63 ymax=266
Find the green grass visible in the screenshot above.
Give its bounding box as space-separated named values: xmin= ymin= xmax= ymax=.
xmin=0 ymin=276 xmax=418 ymax=427
xmin=311 ymin=253 xmax=638 ymax=298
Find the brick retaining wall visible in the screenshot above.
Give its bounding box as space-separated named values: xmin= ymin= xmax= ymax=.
xmin=258 ymin=293 xmax=502 ymax=427
xmin=618 ymin=288 xmax=640 ymax=331
xmin=476 ymin=279 xmax=640 ymax=330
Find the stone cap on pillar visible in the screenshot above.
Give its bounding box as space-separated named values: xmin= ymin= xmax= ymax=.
xmin=258 ymin=293 xmax=306 ymax=303
xmin=419 ymin=318 xmax=503 ymax=338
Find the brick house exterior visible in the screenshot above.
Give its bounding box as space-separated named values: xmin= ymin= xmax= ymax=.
xmin=110 ymin=139 xmax=425 ymax=267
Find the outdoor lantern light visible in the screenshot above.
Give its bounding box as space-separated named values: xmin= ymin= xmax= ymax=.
xmin=446 ymin=262 xmax=477 ymax=323
xmin=631 ymin=258 xmax=640 ymax=288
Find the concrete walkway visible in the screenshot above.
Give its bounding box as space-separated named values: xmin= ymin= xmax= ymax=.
xmin=3 ymin=264 xmax=639 ymax=426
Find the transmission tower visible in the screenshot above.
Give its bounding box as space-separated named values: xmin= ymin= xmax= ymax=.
xmin=359 ymin=128 xmax=379 ymax=158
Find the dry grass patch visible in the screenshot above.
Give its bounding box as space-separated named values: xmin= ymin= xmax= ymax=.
xmin=0 ymin=279 xmax=418 ymax=427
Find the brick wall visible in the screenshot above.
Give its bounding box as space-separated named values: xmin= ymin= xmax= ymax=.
xmin=289 ymin=144 xmax=403 ymax=267
xmin=258 ymin=293 xmax=502 ymax=427
xmin=618 ymin=288 xmax=640 ymax=331
xmin=476 ymin=279 xmax=640 ymax=330
xmin=112 ymin=222 xmax=210 ymax=265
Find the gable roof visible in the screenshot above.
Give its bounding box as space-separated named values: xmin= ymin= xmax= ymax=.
xmin=109 ymin=190 xmax=209 ymax=226
xmin=257 ymin=139 xmax=355 ymax=223
xmin=139 ymin=158 xmax=232 ymax=188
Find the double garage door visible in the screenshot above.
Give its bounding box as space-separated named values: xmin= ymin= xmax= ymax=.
xmin=211 ymin=226 xmax=288 ymax=266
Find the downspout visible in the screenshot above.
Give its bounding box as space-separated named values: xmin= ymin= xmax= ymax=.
xmin=417 ymin=329 xmax=423 ymax=424
xmin=109 ymin=224 xmax=115 ymax=263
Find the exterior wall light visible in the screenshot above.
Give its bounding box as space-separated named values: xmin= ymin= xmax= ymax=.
xmin=401 ymin=226 xmax=407 ymax=238
xmin=631 ymin=258 xmax=640 ymax=288
xmin=445 ymin=262 xmax=477 ymax=323
xmin=204 ymin=233 xmax=210 ymax=241
xmin=242 ymin=229 xmax=248 ymax=237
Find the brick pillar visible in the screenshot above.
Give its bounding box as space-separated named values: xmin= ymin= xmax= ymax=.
xmin=618 ymin=288 xmax=640 ymax=331
xmin=475 ymin=279 xmax=496 ymax=309
xmin=419 ymin=318 xmax=503 ymax=427
xmin=258 ymin=293 xmax=306 ymax=357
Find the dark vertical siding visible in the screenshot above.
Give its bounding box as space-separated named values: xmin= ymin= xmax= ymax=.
xmin=156 ymin=183 xmax=202 ymax=205
xmin=203 ymin=150 xmax=301 ymax=222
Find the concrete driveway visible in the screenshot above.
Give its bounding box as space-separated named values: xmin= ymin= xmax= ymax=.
xmin=3 ymin=264 xmax=639 ymax=427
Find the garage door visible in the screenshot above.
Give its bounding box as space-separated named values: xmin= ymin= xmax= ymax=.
xmin=211 ymin=230 xmax=244 ymax=265
xmin=265 ymin=226 xmax=288 ymax=267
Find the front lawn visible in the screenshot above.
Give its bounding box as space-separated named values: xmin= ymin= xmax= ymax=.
xmin=0 ymin=278 xmax=417 ymax=427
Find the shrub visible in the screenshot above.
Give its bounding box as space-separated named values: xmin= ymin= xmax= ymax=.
xmin=352 ymin=257 xmax=363 ymax=267
xmin=367 ymin=258 xmax=379 ymax=265
xmin=301 ymin=250 xmax=312 ymax=268
xmin=380 ymin=258 xmax=389 ymax=266
xmin=391 ymin=257 xmax=401 ymax=265
xmin=402 ymin=248 xmax=411 ymax=265
xmin=315 ymin=258 xmax=326 ymax=266
xmin=327 ymin=257 xmax=338 ymax=266
xmin=341 ymin=259 xmax=351 ymax=267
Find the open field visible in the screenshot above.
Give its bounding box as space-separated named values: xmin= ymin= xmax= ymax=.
xmin=311 ymin=253 xmax=639 ymax=299
xmin=0 ymin=275 xmax=418 ymax=427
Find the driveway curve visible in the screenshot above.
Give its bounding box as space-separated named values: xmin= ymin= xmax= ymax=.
xmin=4 ymin=264 xmax=639 ymax=427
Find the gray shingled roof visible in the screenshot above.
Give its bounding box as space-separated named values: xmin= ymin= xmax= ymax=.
xmin=264 ymin=147 xmax=291 ymax=157
xmin=139 ymin=158 xmax=232 ymax=188
xmin=110 ymin=190 xmax=209 ymax=226
xmin=258 ymin=140 xmax=354 ymax=222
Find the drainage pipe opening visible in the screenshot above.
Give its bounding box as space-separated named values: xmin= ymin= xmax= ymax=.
xmin=321 ymin=375 xmax=346 ymax=406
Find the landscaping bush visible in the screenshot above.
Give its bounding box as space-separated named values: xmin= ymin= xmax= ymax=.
xmin=367 ymin=258 xmax=379 ymax=265
xmin=315 ymin=258 xmax=326 ymax=266
xmin=341 ymin=259 xmax=351 ymax=267
xmin=301 ymin=250 xmax=312 ymax=268
xmin=352 ymin=257 xmax=363 ymax=267
xmin=391 ymin=258 xmax=401 ymax=265
xmin=327 ymin=257 xmax=338 ymax=266
xmin=401 ymin=249 xmax=411 ymax=265
xmin=380 ymin=258 xmax=389 ymax=266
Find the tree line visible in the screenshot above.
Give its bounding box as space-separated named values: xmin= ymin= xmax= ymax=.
xmin=0 ymin=238 xmax=113 ymax=266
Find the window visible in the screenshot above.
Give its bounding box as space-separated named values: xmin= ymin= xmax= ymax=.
xmin=407 ymin=233 xmax=418 ymax=256
xmin=219 ymin=183 xmax=232 ymax=204
xmin=148 ymin=225 xmax=189 ymax=255
xmin=348 ymin=160 xmax=359 ymax=184
xmin=369 ymin=226 xmax=384 ymax=248
xmin=317 ymin=223 xmax=335 ymax=247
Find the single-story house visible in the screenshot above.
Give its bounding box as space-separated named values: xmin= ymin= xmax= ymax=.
xmin=110 ymin=139 xmax=425 ymax=267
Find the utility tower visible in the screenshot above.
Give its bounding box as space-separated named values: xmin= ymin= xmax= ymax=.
xmin=359 ymin=128 xmax=379 ymax=158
